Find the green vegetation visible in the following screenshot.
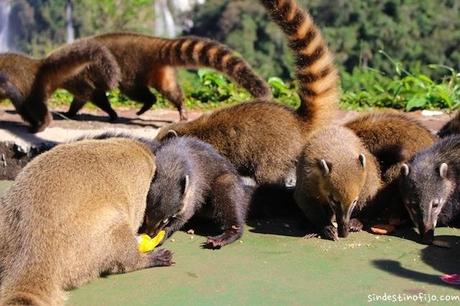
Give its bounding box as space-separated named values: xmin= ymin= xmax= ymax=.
xmin=44 ymin=59 xmax=459 ymax=113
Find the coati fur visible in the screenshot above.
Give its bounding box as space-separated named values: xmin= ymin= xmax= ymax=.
xmin=345 ymin=112 xmax=437 ymax=221
xmin=65 ymin=32 xmax=272 ymax=121
xmin=400 ymin=135 xmax=460 ymax=244
xmin=0 ymin=39 xmax=120 ymax=133
xmin=0 ymin=72 xmax=23 ymax=110
xmin=438 ymin=111 xmax=460 ymax=138
xmin=294 ymin=126 xmax=382 ymax=240
xmin=345 ymin=112 xmax=436 ymax=183
xmin=156 ymin=0 xmax=339 ymax=186
xmin=0 ymin=138 xmax=173 ymax=305
xmin=142 ymin=136 xmax=249 ymax=249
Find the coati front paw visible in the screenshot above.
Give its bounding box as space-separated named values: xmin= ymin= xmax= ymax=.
xmin=303 ymin=233 xmax=319 ymax=239
xmin=203 ymin=226 xmax=242 ymax=249
xmin=147 ymin=248 xmax=174 ymax=267
xmin=349 ymin=218 xmax=363 ymax=232
xmin=322 ymin=225 xmax=338 ymax=241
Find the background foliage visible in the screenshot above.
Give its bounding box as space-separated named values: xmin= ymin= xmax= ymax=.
xmin=4 ymin=0 xmax=460 ymax=110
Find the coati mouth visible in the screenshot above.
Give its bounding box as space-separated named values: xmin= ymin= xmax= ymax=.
xmin=421 ymin=228 xmax=434 ymax=245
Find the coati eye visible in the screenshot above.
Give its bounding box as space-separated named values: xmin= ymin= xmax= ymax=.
xmin=432 ymin=199 xmax=440 ymax=209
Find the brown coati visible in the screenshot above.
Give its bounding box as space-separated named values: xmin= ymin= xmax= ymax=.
xmin=141 ymin=136 xmax=249 ymax=249
xmin=0 ymin=39 xmax=120 ymax=133
xmin=0 ymin=138 xmax=173 ymax=305
xmin=64 ymin=32 xmax=272 ymax=121
xmin=438 ymin=111 xmax=460 ymax=138
xmin=400 ymin=135 xmax=460 ymax=244
xmin=345 ymin=112 xmax=437 ymax=221
xmin=294 ymin=126 xmax=382 ymax=240
xmin=155 ymin=0 xmax=339 ymax=186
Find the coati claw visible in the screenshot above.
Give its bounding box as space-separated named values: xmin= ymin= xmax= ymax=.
xmin=322 ymin=225 xmax=339 ymax=241
xmin=148 ymin=248 xmax=174 ymax=267
xmin=349 ymin=218 xmax=363 ymax=232
xmin=203 ymin=226 xmax=242 ymax=249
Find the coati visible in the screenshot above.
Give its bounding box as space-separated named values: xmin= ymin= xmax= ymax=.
xmin=156 ymin=0 xmax=339 ymax=186
xmin=0 ymin=39 xmax=120 ymax=133
xmin=142 ymin=136 xmax=249 ymax=249
xmin=294 ymin=126 xmax=382 ymax=240
xmin=0 ymin=138 xmax=173 ymax=305
xmin=345 ymin=112 xmax=437 ymax=221
xmin=438 ymin=111 xmax=460 ymax=138
xmin=400 ymin=135 xmax=460 ymax=244
xmin=65 ymin=32 xmax=272 ymax=121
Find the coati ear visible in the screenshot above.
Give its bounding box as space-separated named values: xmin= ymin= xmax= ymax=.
xmin=439 ymin=163 xmax=448 ymax=179
xmin=401 ymin=163 xmax=410 ymax=176
xmin=165 ymin=129 xmax=179 ymax=139
xmin=358 ymin=153 xmax=366 ymax=168
xmin=320 ymin=159 xmax=330 ymax=176
xmin=181 ymin=175 xmax=190 ymax=195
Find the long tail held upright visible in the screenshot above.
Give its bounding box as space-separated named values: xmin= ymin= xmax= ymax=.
xmin=261 ymin=0 xmax=339 ymax=127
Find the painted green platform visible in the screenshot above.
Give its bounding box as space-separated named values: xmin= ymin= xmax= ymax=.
xmin=0 ymin=181 xmax=459 ymax=305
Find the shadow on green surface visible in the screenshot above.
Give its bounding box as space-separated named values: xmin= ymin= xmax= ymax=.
xmin=373 ymin=234 xmax=460 ymax=289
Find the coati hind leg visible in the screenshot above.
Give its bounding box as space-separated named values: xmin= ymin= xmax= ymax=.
xmin=204 ymin=174 xmax=248 ymax=249
xmin=150 ymin=66 xmax=187 ymax=121
xmin=105 ymin=222 xmax=173 ymax=275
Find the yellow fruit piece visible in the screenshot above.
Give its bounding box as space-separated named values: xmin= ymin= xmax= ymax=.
xmin=137 ymin=230 xmax=166 ymax=253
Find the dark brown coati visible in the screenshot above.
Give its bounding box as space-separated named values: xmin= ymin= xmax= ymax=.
xmin=156 ymin=0 xmax=339 ymax=186
xmin=0 ymin=39 xmax=120 ymax=133
xmin=141 ymin=136 xmax=249 ymax=249
xmin=345 ymin=112 xmax=437 ymax=221
xmin=65 ymin=32 xmax=272 ymax=121
xmin=0 ymin=138 xmax=173 ymax=305
xmin=400 ymin=135 xmax=460 ymax=244
xmin=438 ymin=111 xmax=460 ymax=138
xmin=294 ymin=126 xmax=382 ymax=240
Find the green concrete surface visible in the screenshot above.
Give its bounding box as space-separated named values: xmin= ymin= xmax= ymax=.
xmin=1 ymin=181 xmax=459 ymax=305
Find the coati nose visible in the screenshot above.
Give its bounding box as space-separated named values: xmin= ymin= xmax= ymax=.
xmin=421 ymin=228 xmax=434 ymax=245
xmin=337 ymin=221 xmax=349 ymax=238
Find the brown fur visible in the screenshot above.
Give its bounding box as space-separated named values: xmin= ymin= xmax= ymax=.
xmin=0 ymin=39 xmax=120 ymax=133
xmin=0 ymin=138 xmax=172 ymax=305
xmin=345 ymin=112 xmax=436 ymax=184
xmin=294 ymin=126 xmax=381 ymax=240
xmin=65 ymin=32 xmax=272 ymax=121
xmin=156 ymin=0 xmax=339 ymax=185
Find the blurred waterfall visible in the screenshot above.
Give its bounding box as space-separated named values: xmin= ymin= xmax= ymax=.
xmin=0 ymin=0 xmax=11 ymax=52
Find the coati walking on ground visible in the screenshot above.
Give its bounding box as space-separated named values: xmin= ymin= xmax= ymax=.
xmin=0 ymin=40 xmax=120 ymax=133
xmin=65 ymin=32 xmax=272 ymax=121
xmin=0 ymin=138 xmax=173 ymax=305
xmin=156 ymin=0 xmax=339 ymax=186
xmin=294 ymin=126 xmax=382 ymax=240
xmin=141 ymin=136 xmax=249 ymax=249
xmin=438 ymin=111 xmax=460 ymax=137
xmin=400 ymin=135 xmax=460 ymax=244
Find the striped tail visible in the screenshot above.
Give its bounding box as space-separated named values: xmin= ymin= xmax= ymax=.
xmin=157 ymin=36 xmax=272 ymax=100
xmin=260 ymin=0 xmax=339 ymax=128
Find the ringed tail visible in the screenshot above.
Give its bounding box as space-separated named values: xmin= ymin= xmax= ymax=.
xmin=260 ymin=0 xmax=339 ymax=128
xmin=157 ymin=36 xmax=272 ymax=100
